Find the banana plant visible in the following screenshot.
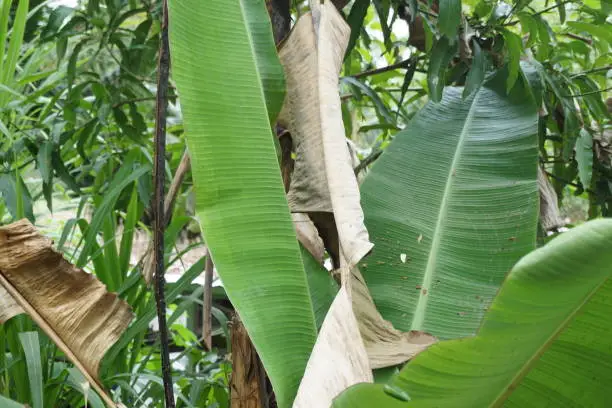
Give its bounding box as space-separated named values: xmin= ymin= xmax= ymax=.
xmin=333 ymin=217 xmax=612 ymax=407
xmin=168 ymin=1 xmax=612 ymax=408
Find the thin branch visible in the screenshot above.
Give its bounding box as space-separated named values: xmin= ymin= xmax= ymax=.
xmin=152 ymin=0 xmax=175 ymax=406
xmin=202 ymin=253 xmax=214 ymax=351
xmin=562 ymin=32 xmax=592 ymax=44
xmin=532 ymin=0 xmax=575 ymax=17
xmin=563 ymin=86 xmax=612 ymax=98
xmin=545 ymin=170 xmax=595 ymax=194
xmin=354 ymin=150 xmax=383 ymax=175
xmin=112 ymin=97 xmax=157 ymax=109
xmin=163 ymin=151 xmax=191 ymax=226
xmin=504 ymin=0 xmax=575 ymax=25
xmin=571 ymin=65 xmax=611 ymax=78
xmin=350 ymin=57 xmax=425 ymax=79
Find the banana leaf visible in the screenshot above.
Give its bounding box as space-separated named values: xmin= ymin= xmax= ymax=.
xmin=333 ymin=218 xmax=612 ymax=407
xmin=168 ymin=1 xmax=316 ymax=406
xmin=360 ymin=70 xmax=539 ymax=339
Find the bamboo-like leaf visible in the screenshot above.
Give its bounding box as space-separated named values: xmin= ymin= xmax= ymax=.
xmin=0 ymin=0 xmax=28 ymax=108
xmin=427 ymin=36 xmax=457 ymax=102
xmin=19 ymin=332 xmax=43 ymax=408
xmin=334 ymin=218 xmax=612 ymax=407
xmin=168 ymin=0 xmax=317 ymax=406
xmin=278 ymin=0 xmax=373 ymax=266
xmin=0 ymin=220 xmax=132 ymax=408
xmin=463 ymin=40 xmax=486 ymax=98
xmin=438 ymin=0 xmax=461 ymax=38
xmin=360 ymin=70 xmax=539 ymax=338
xmin=576 ymin=128 xmax=593 ymax=188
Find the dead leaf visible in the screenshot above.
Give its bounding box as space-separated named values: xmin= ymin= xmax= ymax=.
xmin=0 ymin=220 xmax=133 ymax=408
xmin=352 ymin=268 xmax=436 ymax=369
xmin=278 ymin=0 xmax=373 ymax=267
xmin=538 ymin=166 xmax=564 ymax=231
xmin=292 ymin=213 xmax=325 ymax=262
xmin=293 ymin=286 xmax=373 ymax=408
xmin=0 ymin=285 xmax=23 ymax=323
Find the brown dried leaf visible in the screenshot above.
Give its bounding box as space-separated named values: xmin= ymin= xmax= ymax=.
xmin=0 ymin=220 xmax=133 ymax=408
xmin=279 ymin=0 xmax=373 ymax=267
xmin=352 ymin=268 xmax=437 ymax=369
xmin=538 ymin=167 xmax=564 ymax=231
xmin=293 ymin=286 xmax=373 ymax=408
xmin=0 ymin=285 xmax=23 ymax=323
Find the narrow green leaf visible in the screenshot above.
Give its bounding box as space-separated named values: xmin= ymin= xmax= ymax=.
xmin=462 ymin=40 xmax=486 ymax=98
xmin=18 ymin=332 xmax=43 ymax=408
xmin=373 ymin=0 xmax=392 ymax=50
xmin=397 ymin=56 xmax=418 ymax=110
xmin=75 ymin=162 xmax=150 ymax=267
xmin=427 ymin=36 xmax=458 ymax=102
xmin=555 ymin=0 xmax=566 ymax=23
xmin=567 ymin=21 xmax=612 ymax=52
xmin=0 ymin=0 xmax=10 ymax=78
xmin=502 ymin=29 xmax=522 ymax=92
xmin=534 ymin=16 xmax=551 ymax=60
xmin=438 ymin=0 xmax=461 ymax=38
xmin=345 ymin=0 xmax=370 ymax=59
xmin=343 ymin=76 xmax=395 ymax=124
xmin=40 ymin=5 xmax=73 ymax=40
xmin=517 ymin=12 xmax=538 ymax=47
xmin=576 ymin=128 xmax=593 ymax=188
xmin=334 ymin=219 xmax=612 ymax=408
xmin=360 ymin=70 xmax=539 ymax=337
xmin=36 ymin=141 xmax=53 ymax=185
xmin=67 ymin=40 xmax=85 ymax=88
xmin=51 ymin=150 xmax=81 ymax=194
xmin=168 ymin=1 xmax=317 ymax=406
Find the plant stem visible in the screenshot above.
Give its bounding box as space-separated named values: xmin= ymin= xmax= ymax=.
xmin=354 ymin=150 xmax=383 ymax=175
xmin=202 ymin=253 xmax=214 ymax=350
xmin=153 ymin=0 xmax=175 ymax=406
xmin=350 ymin=57 xmax=425 ymax=79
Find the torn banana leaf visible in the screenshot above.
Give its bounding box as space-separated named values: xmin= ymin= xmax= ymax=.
xmin=278 ymin=0 xmax=373 ymax=267
xmin=0 ymin=220 xmax=132 ymax=408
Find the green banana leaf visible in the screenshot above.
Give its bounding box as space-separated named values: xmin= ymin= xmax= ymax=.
xmin=168 ymin=1 xmax=316 ymax=406
xmin=360 ymin=70 xmax=539 ymax=339
xmin=333 ymin=218 xmax=612 ymax=407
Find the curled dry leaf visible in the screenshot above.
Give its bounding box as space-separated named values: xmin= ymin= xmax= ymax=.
xmin=292 ymin=213 xmax=326 ymax=262
xmin=278 ymin=0 xmax=373 ymax=267
xmin=538 ymin=166 xmax=564 ymax=231
xmin=293 ymin=286 xmax=373 ymax=408
xmin=352 ymin=268 xmax=436 ymax=369
xmin=0 ymin=285 xmax=23 ymax=323
xmin=0 ymin=220 xmax=133 ymax=408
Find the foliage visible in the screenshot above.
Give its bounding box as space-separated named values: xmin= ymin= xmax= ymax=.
xmin=0 ymin=0 xmax=610 ymax=407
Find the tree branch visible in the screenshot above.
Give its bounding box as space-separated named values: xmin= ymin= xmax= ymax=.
xmin=354 ymin=150 xmax=383 ymax=175
xmin=350 ymin=57 xmax=425 ymax=79
xmin=153 ymin=0 xmax=175 ymax=406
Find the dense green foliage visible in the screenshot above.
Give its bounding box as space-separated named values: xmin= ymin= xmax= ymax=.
xmin=0 ymin=0 xmax=610 ymax=407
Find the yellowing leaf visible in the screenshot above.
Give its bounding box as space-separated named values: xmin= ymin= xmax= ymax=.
xmin=278 ymin=0 xmax=373 ymax=267
xmin=0 ymin=220 xmax=133 ymax=408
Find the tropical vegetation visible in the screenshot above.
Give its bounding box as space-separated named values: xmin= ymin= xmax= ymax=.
xmin=0 ymin=0 xmax=610 ymax=407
